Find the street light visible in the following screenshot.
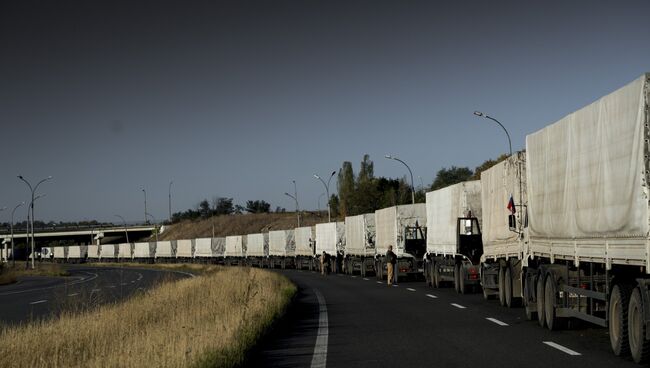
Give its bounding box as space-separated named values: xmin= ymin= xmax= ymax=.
xmin=284 ymin=191 xmax=300 ymax=227
xmin=314 ymin=171 xmax=337 ymax=222
xmin=168 ymin=180 xmax=173 ymax=223
xmin=141 ymin=188 xmax=148 ymax=224
xmin=0 ymin=207 xmax=6 ymax=262
xmin=145 ymin=212 xmax=158 ymax=242
xmin=10 ymin=202 xmax=24 ymax=267
xmin=114 ymin=215 xmax=129 ymax=244
xmin=17 ymin=175 xmax=52 ymax=269
xmin=317 ymin=192 xmax=325 ymax=214
xmin=473 ymin=111 xmax=512 ymax=156
xmin=23 ymin=194 xmax=45 ymax=268
xmin=385 ymin=155 xmax=415 ymax=204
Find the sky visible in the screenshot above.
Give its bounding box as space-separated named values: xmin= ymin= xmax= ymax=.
xmin=1 ymin=0 xmax=649 ymax=223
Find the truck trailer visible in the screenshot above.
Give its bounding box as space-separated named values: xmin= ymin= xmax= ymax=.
xmin=294 ymin=226 xmax=316 ymax=270
xmin=224 ymin=236 xmax=246 ymax=266
xmin=315 ymin=222 xmax=345 ymax=273
xmin=344 ymin=213 xmax=376 ymax=276
xmin=246 ymin=233 xmax=269 ymax=267
xmin=268 ymin=230 xmax=295 ymax=269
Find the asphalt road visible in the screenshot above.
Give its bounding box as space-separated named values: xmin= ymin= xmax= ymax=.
xmin=0 ymin=265 xmax=190 ymax=326
xmin=248 ymin=270 xmax=639 ymax=368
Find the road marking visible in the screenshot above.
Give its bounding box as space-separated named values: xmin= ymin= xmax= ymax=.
xmin=376 ymin=281 xmax=383 ymax=284
xmin=486 ymin=317 xmax=509 ymax=326
xmin=543 ymin=341 xmax=581 ymax=356
xmin=363 ymin=278 xmax=369 ymax=281
xmin=426 ymin=294 xmax=437 ymax=299
xmin=68 ymin=293 xmax=79 ymax=297
xmin=311 ymin=288 xmax=328 ymax=368
xmin=450 ymin=303 xmax=466 ymax=309
xmin=29 ymin=300 xmax=47 ymax=305
xmin=407 ymin=288 xmax=416 ymax=292
xmin=0 ymin=271 xmax=98 ymax=297
xmin=131 ymin=281 xmax=136 ymax=283
xmin=351 ymin=276 xmax=357 ymax=278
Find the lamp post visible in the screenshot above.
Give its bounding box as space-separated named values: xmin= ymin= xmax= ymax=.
xmin=314 ymin=171 xmax=336 ymax=222
xmin=146 ymin=212 xmax=158 ymax=242
xmin=284 ymin=191 xmax=300 ymax=227
xmin=0 ymin=207 xmax=6 ymax=262
xmin=10 ymin=202 xmax=24 ymax=267
xmin=317 ymin=193 xmax=325 ymax=214
xmin=168 ymin=181 xmax=173 ymax=223
xmin=142 ymin=188 xmax=148 ymax=224
xmin=473 ymin=111 xmax=512 ymax=156
xmin=17 ymin=175 xmax=52 ymax=269
xmin=385 ymin=155 xmax=415 ymax=204
xmin=114 ymin=215 xmax=129 ymax=244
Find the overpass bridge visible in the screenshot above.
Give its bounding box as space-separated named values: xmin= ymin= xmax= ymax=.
xmin=0 ymin=225 xmax=159 ymax=247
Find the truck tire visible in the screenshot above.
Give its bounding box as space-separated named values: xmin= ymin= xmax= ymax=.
xmin=460 ymin=266 xmax=467 ymax=294
xmin=536 ymin=273 xmax=546 ymax=328
xmin=523 ymin=275 xmax=536 ymax=320
xmin=629 ymin=287 xmax=650 ymax=363
xmin=609 ymin=284 xmax=631 ymax=356
xmin=433 ymin=263 xmax=440 ymax=288
xmin=498 ymin=266 xmax=506 ymax=306
xmin=505 ymin=267 xmax=514 ymax=308
xmin=454 ymin=264 xmax=461 ymax=293
xmin=544 ymin=275 xmax=565 ymax=330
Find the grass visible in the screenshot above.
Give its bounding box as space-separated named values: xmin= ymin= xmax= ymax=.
xmin=85 ymin=262 xmax=218 ymax=275
xmin=0 ymin=265 xmax=296 ymax=368
xmin=0 ymin=262 xmax=70 ymax=285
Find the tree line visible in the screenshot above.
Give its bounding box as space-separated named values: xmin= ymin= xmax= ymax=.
xmin=170 ymin=198 xmax=279 ymax=223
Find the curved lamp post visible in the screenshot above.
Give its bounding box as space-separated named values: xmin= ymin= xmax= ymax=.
xmin=314 ymin=171 xmax=336 ymax=222
xmin=17 ymin=175 xmax=52 ymax=269
xmin=385 ymin=155 xmax=415 ymax=204
xmin=473 ymin=111 xmax=512 ymax=156
xmin=141 ymin=188 xmax=148 ymax=224
xmin=284 ymin=181 xmax=301 ymax=227
xmin=145 ymin=212 xmax=158 ymax=242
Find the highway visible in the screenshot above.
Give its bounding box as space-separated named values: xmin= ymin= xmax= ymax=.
xmin=0 ymin=265 xmax=190 ymax=325
xmin=248 ymin=270 xmax=638 ymax=368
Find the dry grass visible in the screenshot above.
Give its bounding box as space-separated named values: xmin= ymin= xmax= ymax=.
xmin=0 ymin=263 xmax=69 ymax=285
xmin=159 ymin=211 xmax=329 ymax=241
xmin=0 ymin=266 xmax=296 ymax=368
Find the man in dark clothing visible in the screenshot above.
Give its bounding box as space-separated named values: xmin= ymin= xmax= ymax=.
xmin=386 ymin=245 xmax=397 ymax=286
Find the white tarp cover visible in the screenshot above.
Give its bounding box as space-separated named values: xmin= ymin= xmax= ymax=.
xmin=426 ymin=181 xmax=481 ymax=255
xmin=176 ymin=239 xmax=193 ymax=258
xmin=376 ymin=204 xmax=426 ymax=257
xmin=246 ymin=233 xmax=268 ymax=257
xmin=213 ymin=237 xmax=226 ymax=256
xmin=53 ymin=246 xmax=66 ymax=259
xmin=315 ymin=222 xmax=345 ymax=254
xmin=100 ymin=244 xmax=116 ymax=258
xmin=481 ymin=153 xmax=527 ymax=253
xmin=118 ymin=243 xmax=132 ymax=259
xmin=526 ymin=74 xmax=649 ymax=240
xmin=225 ymin=236 xmax=245 ymax=257
xmin=133 ymin=242 xmax=152 ymax=258
xmin=345 ymin=214 xmax=376 ymax=257
xmin=294 ymin=226 xmax=315 ymax=256
xmin=68 ymin=246 xmax=82 ymax=259
xmin=269 ymin=230 xmax=295 ymax=257
xmin=87 ymin=245 xmax=99 ymax=258
xmin=194 ymin=238 xmax=213 ymax=257
xmin=156 ymin=241 xmax=174 ymax=258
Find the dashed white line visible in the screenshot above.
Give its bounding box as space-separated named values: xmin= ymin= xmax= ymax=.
xmin=426 ymin=294 xmax=437 ymax=299
xmin=486 ymin=317 xmax=509 ymax=326
xmin=363 ymin=278 xmax=369 ymax=281
xmin=29 ymin=300 xmax=47 ymax=305
xmin=351 ymin=276 xmax=357 ymax=278
xmin=68 ymin=293 xmax=79 ymax=297
xmin=543 ymin=341 xmax=581 ymax=356
xmin=450 ymin=303 xmax=466 ymax=309
xmin=310 ymin=288 xmax=329 ymax=368
xmin=376 ymin=281 xmax=383 ymax=284
xmin=406 ymin=288 xmax=416 ymax=292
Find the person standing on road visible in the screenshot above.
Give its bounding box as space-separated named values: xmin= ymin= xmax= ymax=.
xmin=321 ymin=251 xmax=327 ymax=275
xmin=386 ymin=245 xmax=397 ymax=286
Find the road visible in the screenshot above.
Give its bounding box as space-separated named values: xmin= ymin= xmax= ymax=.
xmin=248 ymin=270 xmax=638 ymax=368
xmin=0 ymin=265 xmax=190 ymax=325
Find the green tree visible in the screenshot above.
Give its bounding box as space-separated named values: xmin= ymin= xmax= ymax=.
xmin=198 ymin=199 xmax=211 ymax=218
xmin=337 ymin=162 xmax=355 ymax=217
xmin=328 ymin=195 xmax=340 ymax=219
xmin=430 ymin=166 xmax=473 ymax=191
xmin=245 ymin=200 xmax=271 ymax=213
xmin=470 ymin=154 xmax=509 ymax=180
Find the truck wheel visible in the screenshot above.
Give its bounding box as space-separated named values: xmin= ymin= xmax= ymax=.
xmin=498 ymin=266 xmax=506 ymax=306
xmin=523 ymin=275 xmax=536 ymax=320
xmin=629 ymin=287 xmax=650 ymax=363
xmin=460 ymin=266 xmax=467 ymax=294
xmin=610 ymin=284 xmax=631 ymax=356
xmin=454 ymin=264 xmax=461 ymax=293
xmin=505 ymin=267 xmax=513 ymax=308
xmin=544 ymin=275 xmax=565 ymax=331
xmin=433 ymin=263 xmax=440 ymax=288
xmin=536 ymin=273 xmax=546 ymax=328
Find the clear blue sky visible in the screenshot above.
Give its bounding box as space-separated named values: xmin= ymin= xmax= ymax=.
xmin=1 ymin=0 xmax=648 ymax=223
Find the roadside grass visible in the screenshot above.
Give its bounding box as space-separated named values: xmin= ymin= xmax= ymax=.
xmin=85 ymin=261 xmax=218 ymax=275
xmin=0 ymin=266 xmax=296 ymax=368
xmin=0 ymin=262 xmax=69 ymax=285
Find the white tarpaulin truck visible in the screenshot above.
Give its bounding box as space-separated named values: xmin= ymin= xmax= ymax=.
xmin=246 ymin=233 xmax=268 ymax=267
xmin=100 ymin=244 xmax=116 ymax=260
xmin=224 ymin=236 xmax=246 ymax=265
xmin=425 ymin=181 xmax=482 ymax=293
xmin=518 ymin=74 xmax=650 ymax=363
xmin=118 ymin=243 xmax=132 ymax=261
xmin=269 ymin=230 xmax=295 ymax=269
xmin=315 ymin=222 xmax=345 ymax=273
xmin=294 ymin=226 xmax=316 ymax=270
xmin=344 ymin=214 xmax=376 ymax=276
xmin=479 ymin=152 xmax=527 ymax=306
xmin=176 ymin=239 xmax=193 ymax=259
xmin=155 ymin=241 xmax=175 ymax=260
xmin=375 ymin=204 xmax=426 ymax=281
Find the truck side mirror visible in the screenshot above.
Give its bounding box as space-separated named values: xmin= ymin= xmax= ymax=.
xmin=508 ymin=214 xmax=517 ymax=231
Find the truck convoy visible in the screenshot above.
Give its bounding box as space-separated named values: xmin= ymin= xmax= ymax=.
xmin=268 ymin=230 xmax=295 ymax=269
xmin=40 ymin=73 xmax=650 ymax=364
xmin=246 ymin=233 xmax=269 ymax=267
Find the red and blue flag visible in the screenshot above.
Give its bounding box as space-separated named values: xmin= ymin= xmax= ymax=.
xmin=507 ymin=194 xmax=516 ymax=214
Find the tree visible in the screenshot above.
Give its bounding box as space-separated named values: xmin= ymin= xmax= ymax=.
xmin=430 ymin=166 xmax=473 ymax=191
xmin=328 ymin=194 xmax=340 ymax=219
xmin=198 ymin=199 xmax=211 ymax=218
xmin=470 ymin=154 xmax=509 ymax=180
xmin=337 ymin=162 xmax=355 ymax=217
xmin=245 ymin=200 xmax=271 ymax=213
xmin=213 ymin=197 xmax=234 ymax=215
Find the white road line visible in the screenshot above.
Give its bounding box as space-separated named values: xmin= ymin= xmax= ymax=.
xmin=310 ymin=288 xmax=328 ymax=368
xmin=0 ymin=271 xmax=98 ymax=296
xmin=543 ymin=341 xmax=581 ymax=356
xmin=363 ymin=278 xmax=369 ymax=281
xmin=29 ymin=300 xmax=47 ymax=305
xmin=426 ymin=294 xmax=437 ymax=299
xmin=376 ymin=281 xmax=383 ymax=284
xmin=450 ymin=303 xmax=466 ymax=309
xmin=486 ymin=317 xmax=509 ymax=326
xmin=407 ymin=288 xmax=416 ymax=292
xmin=68 ymin=293 xmax=79 ymax=297
xmin=351 ymin=276 xmax=357 ymax=278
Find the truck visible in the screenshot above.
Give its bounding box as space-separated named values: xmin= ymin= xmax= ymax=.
xmin=133 ymin=242 xmax=155 ymax=262
xmin=268 ymin=230 xmax=295 ymax=269
xmin=344 ymin=213 xmax=376 ymax=276
xmin=224 ymin=235 xmax=246 ymax=266
xmin=246 ymin=233 xmax=269 ymax=267
xmin=99 ymin=244 xmax=117 ymax=261
xmin=155 ymin=241 xmax=175 ymax=261
xmin=194 ymin=237 xmax=224 ymax=263
xmin=118 ymin=243 xmax=132 ymax=261
xmin=519 ymin=73 xmax=650 ymax=363
xmin=425 ymin=181 xmax=482 ymax=293
xmin=294 ymin=226 xmax=316 ymax=270
xmin=374 ymin=204 xmax=426 ymax=281
xmin=479 ymin=152 xmax=527 ymax=306
xmin=176 ymin=239 xmax=193 ymax=260
xmin=315 ymin=222 xmax=345 ymax=273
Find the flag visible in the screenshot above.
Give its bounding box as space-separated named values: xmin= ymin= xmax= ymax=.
xmin=507 ymin=194 xmax=516 ymax=214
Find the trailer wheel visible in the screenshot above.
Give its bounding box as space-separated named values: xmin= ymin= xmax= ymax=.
xmin=609 ymin=284 xmax=631 ymax=356
xmin=454 ymin=264 xmax=461 ymax=293
xmin=460 ymin=266 xmax=467 ymax=294
xmin=629 ymin=287 xmax=650 ymax=363
xmin=536 ymin=273 xmax=546 ymax=328
xmin=505 ymin=267 xmax=514 ymax=308
xmin=523 ymin=274 xmax=536 ymax=320
xmin=544 ymin=275 xmax=565 ymax=331
xmin=433 ymin=263 xmax=440 ymax=288
xmin=498 ymin=266 xmax=506 ymax=306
